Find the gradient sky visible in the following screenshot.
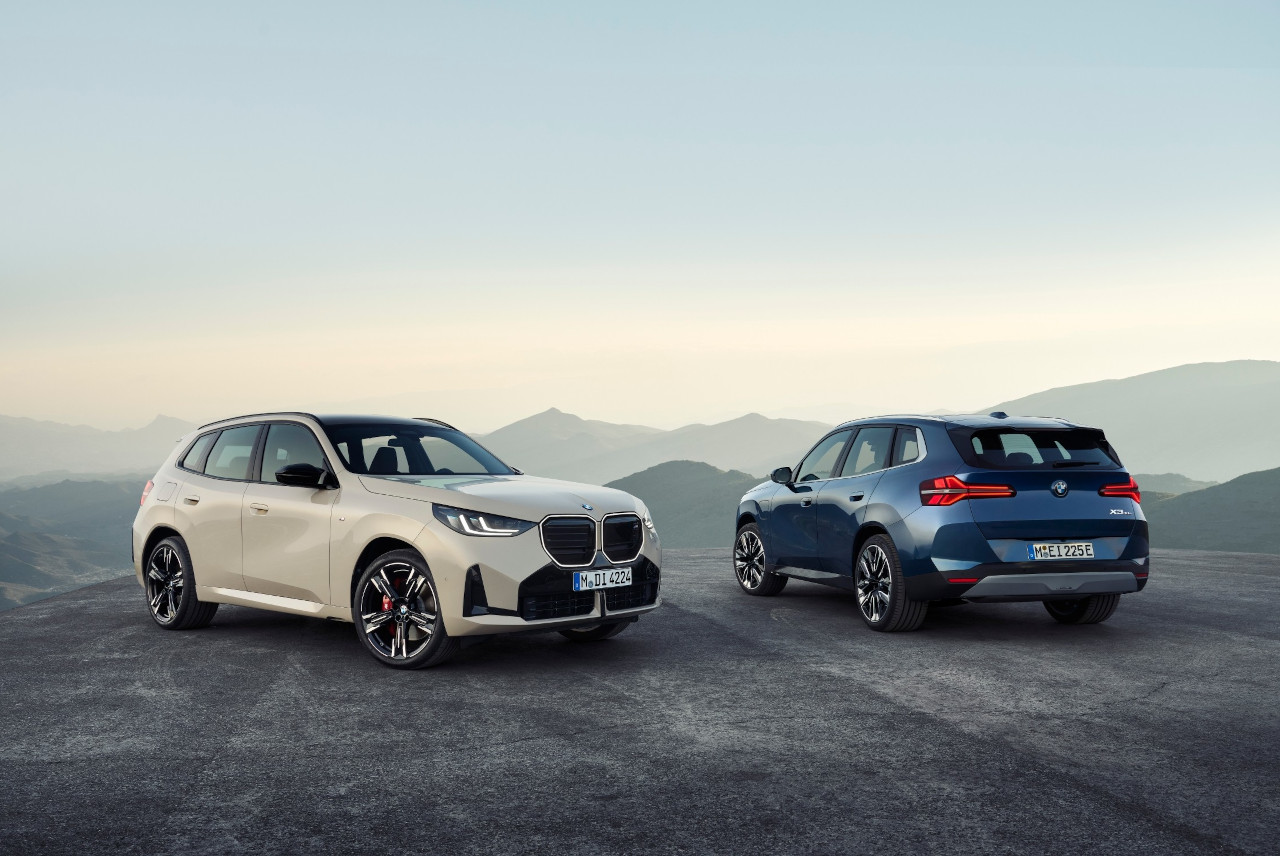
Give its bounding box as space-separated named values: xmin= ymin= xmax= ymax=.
xmin=2 ymin=2 xmax=1277 ymax=431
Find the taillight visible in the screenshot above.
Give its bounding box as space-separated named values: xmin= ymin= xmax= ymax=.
xmin=920 ymin=476 xmax=1015 ymax=506
xmin=140 ymin=480 xmax=154 ymax=506
xmin=1099 ymin=476 xmax=1141 ymax=503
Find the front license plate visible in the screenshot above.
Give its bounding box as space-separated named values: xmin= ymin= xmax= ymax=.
xmin=572 ymin=567 xmax=632 ymax=591
xmin=1029 ymin=542 xmax=1095 ymax=561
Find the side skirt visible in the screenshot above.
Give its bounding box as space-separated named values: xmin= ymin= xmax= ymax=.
xmin=196 ymin=585 xmax=353 ymax=622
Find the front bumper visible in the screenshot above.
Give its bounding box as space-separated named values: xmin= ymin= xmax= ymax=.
xmin=905 ymin=557 xmax=1149 ymax=602
xmin=414 ymin=519 xmax=662 ymax=637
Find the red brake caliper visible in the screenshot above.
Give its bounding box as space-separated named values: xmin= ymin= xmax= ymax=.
xmin=382 ymin=594 xmax=394 ymax=640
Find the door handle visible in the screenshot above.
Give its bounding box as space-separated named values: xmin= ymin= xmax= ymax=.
xmin=183 ymin=495 xmax=200 ymax=505
xmin=248 ymin=503 xmax=269 ymax=514
xmin=849 ymin=493 xmax=865 ymax=502
xmin=800 ymin=499 xmax=813 ymax=507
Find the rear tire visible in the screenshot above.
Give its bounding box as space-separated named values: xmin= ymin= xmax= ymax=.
xmin=734 ymin=523 xmax=788 ymax=596
xmin=558 ymin=620 xmax=631 ymax=642
xmin=855 ymin=534 xmax=927 ymax=632
xmin=144 ymin=536 xmax=218 ymax=630
xmin=1044 ymin=594 xmax=1120 ymax=625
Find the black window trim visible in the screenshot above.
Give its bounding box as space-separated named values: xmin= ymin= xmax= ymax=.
xmin=833 ymin=423 xmax=927 ymax=479
xmin=179 ymin=423 xmax=266 ymax=483
xmin=793 ymin=428 xmax=856 ymax=484
xmin=251 ymin=420 xmax=338 ymax=484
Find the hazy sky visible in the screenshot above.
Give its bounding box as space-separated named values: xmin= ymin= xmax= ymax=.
xmin=2 ymin=2 xmax=1277 ymax=431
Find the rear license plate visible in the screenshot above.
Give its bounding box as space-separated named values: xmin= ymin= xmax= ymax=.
xmin=1029 ymin=542 xmax=1095 ymax=561
xmin=572 ymin=567 xmax=632 ymax=591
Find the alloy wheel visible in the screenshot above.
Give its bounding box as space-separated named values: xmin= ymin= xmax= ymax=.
xmin=734 ymin=530 xmax=766 ymax=589
xmin=358 ymin=562 xmax=439 ymax=660
xmin=145 ymin=544 xmax=184 ymax=624
xmin=856 ymin=544 xmax=892 ymax=623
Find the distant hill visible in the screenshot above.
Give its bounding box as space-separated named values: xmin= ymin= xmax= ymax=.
xmin=477 ymin=408 xmax=663 ymax=476
xmin=985 ymin=361 xmax=1280 ymax=482
xmin=1132 ymin=473 xmax=1217 ymax=496
xmin=0 ymin=479 xmax=137 ymax=611
xmin=0 ymin=415 xmax=193 ymax=481
xmin=0 ymin=529 xmax=127 ymax=611
xmin=606 ymin=461 xmax=763 ymax=549
xmin=485 ymin=410 xmax=830 ymax=485
xmin=1144 ymin=467 xmax=1280 ymax=555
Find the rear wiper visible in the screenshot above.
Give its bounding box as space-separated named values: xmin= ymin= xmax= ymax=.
xmin=1052 ymin=460 xmax=1100 ymax=468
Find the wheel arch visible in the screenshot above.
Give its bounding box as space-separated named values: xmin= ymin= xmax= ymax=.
xmin=852 ymin=522 xmax=892 ymax=564
xmin=141 ymin=525 xmax=182 ymax=567
xmin=350 ymin=537 xmax=424 ymax=601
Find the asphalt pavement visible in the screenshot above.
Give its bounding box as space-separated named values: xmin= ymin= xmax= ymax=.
xmin=1 ymin=548 xmax=1277 ymax=855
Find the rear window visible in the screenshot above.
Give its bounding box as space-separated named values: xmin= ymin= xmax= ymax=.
xmin=949 ymin=427 xmax=1122 ymax=470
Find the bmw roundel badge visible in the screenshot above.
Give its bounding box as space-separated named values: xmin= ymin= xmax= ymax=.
xmin=582 ymin=503 xmax=594 ymax=511
xmin=1051 ymin=480 xmax=1069 ymax=498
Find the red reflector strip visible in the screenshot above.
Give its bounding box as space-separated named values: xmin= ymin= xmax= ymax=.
xmin=1135 ymin=573 xmax=1149 ymax=579
xmin=948 ymin=578 xmax=979 ymax=584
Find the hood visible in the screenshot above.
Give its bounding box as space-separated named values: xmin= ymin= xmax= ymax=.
xmin=357 ymin=473 xmax=644 ymax=522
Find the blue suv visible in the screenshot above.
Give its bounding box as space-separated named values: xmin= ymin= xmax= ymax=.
xmin=733 ymin=414 xmax=1149 ymax=631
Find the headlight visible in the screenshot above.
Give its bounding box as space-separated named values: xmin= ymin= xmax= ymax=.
xmin=641 ymin=509 xmax=657 ymax=535
xmin=433 ymin=504 xmax=535 ymax=537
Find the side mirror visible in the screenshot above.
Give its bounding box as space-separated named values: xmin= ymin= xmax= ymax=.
xmin=276 ymin=463 xmax=335 ymax=489
xmin=770 ymin=466 xmax=793 ymax=485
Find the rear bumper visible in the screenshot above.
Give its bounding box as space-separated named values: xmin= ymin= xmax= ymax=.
xmin=905 ymin=558 xmax=1149 ymax=602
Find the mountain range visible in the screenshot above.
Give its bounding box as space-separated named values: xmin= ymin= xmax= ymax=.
xmin=3 ymin=361 xmax=1276 ymax=487
xmin=480 ymin=409 xmax=829 ymax=485
xmin=0 ymin=414 xmax=194 ymax=483
xmin=0 ymin=479 xmax=140 ymax=611
xmin=1143 ymin=467 xmax=1280 ymax=555
xmin=984 ymin=360 xmax=1280 ymax=482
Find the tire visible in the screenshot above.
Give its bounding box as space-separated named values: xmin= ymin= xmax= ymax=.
xmin=733 ymin=523 xmax=788 ymax=596
xmin=1044 ymin=594 xmax=1121 ymax=625
xmin=353 ymin=549 xmax=460 ymax=669
xmin=558 ymin=620 xmax=632 ymax=642
xmin=144 ymin=536 xmax=218 ymax=630
xmin=855 ymin=534 xmax=927 ymax=632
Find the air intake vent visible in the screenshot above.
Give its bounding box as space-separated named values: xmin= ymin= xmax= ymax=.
xmin=540 ymin=517 xmax=596 ymax=567
xmin=602 ymin=514 xmax=643 ymax=563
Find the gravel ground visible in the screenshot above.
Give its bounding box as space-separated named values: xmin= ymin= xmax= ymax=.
xmin=0 ymin=548 xmax=1277 ymax=855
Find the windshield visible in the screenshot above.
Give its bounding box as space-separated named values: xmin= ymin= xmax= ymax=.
xmin=948 ymin=427 xmax=1122 ymax=470
xmin=323 ymin=423 xmax=514 ymax=477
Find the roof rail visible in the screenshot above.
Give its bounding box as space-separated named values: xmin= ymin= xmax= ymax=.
xmin=197 ymin=411 xmax=321 ymax=430
xmin=414 ymin=416 xmax=458 ymax=430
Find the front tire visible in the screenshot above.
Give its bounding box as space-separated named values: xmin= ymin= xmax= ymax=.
xmin=144 ymin=536 xmax=218 ymax=630
xmin=353 ymin=550 xmax=459 ymax=669
xmin=1044 ymin=594 xmax=1120 ymax=625
xmin=734 ymin=524 xmax=788 ymax=596
xmin=558 ymin=620 xmax=631 ymax=642
xmin=855 ymin=534 xmax=927 ymax=632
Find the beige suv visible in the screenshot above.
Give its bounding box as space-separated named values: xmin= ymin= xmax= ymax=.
xmin=132 ymin=413 xmax=661 ymax=668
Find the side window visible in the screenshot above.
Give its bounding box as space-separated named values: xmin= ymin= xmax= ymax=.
xmin=180 ymin=432 xmax=217 ymax=472
xmin=839 ymin=426 xmax=896 ymax=476
xmin=796 ymin=430 xmax=853 ymax=482
xmin=892 ymin=428 xmax=922 ymax=466
xmin=259 ymin=424 xmax=327 ymax=483
xmin=203 ymin=425 xmax=261 ymax=481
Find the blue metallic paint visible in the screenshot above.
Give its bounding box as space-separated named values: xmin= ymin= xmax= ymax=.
xmin=735 ymin=414 xmax=1150 ymax=605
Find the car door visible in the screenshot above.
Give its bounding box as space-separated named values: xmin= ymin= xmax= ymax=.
xmin=768 ymin=429 xmax=854 ymax=571
xmin=241 ymin=422 xmax=338 ymax=604
xmin=815 ymin=425 xmax=897 ymax=576
xmin=174 ymin=424 xmax=262 ymax=592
